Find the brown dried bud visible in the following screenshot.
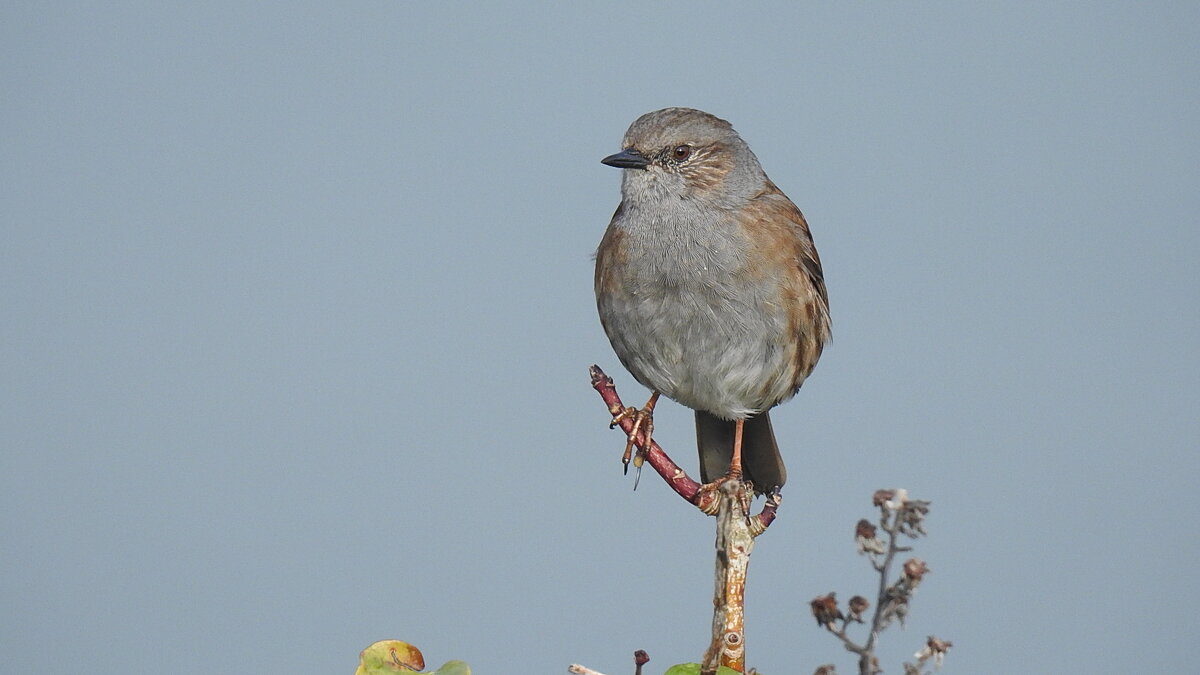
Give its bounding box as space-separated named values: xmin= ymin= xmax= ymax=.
xmin=913 ymin=635 xmax=953 ymax=668
xmin=855 ymin=519 xmax=876 ymax=539
xmin=855 ymin=518 xmax=886 ymax=555
xmin=813 ymin=665 xmax=838 ymax=675
xmin=926 ymin=636 xmax=952 ymax=653
xmin=903 ymin=557 xmax=930 ymax=582
xmin=875 ymin=488 xmax=914 ymax=516
xmin=896 ymin=497 xmax=931 ymax=537
xmin=810 ymin=592 xmax=844 ymax=628
xmin=848 ymin=595 xmax=870 ymax=623
xmin=633 ymin=649 xmax=649 ymax=666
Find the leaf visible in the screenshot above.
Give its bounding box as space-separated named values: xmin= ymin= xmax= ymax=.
xmin=355 ymin=640 xmax=425 ymax=674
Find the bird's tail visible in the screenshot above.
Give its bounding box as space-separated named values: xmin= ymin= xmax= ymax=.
xmin=695 ymin=409 xmax=786 ymax=492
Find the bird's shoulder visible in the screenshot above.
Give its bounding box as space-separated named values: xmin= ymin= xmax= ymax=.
xmin=594 ymin=202 xmax=630 ymax=293
xmin=742 ymin=179 xmax=829 ymax=308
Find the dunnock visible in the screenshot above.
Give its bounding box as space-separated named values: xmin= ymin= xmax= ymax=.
xmin=595 ymin=107 xmax=830 ymax=492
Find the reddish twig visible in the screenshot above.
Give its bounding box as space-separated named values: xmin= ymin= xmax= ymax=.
xmin=590 ymin=365 xmax=783 ymax=674
xmin=589 ymin=365 xmax=704 ymax=504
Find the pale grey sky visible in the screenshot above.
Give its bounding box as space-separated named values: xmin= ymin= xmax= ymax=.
xmin=3 ymin=3 xmax=1198 ymax=673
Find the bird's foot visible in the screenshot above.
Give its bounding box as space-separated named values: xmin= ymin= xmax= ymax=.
xmin=696 ymin=470 xmax=753 ymax=516
xmin=609 ymin=392 xmax=660 ymax=485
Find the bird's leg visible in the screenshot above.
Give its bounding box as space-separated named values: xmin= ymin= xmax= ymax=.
xmin=609 ymin=391 xmax=660 ymax=477
xmin=729 ymin=418 xmax=752 ymax=515
xmin=697 ymin=419 xmax=753 ymax=516
xmin=728 ymin=418 xmax=745 ymax=480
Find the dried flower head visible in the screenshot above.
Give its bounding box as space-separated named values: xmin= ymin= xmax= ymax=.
xmin=847 ymin=595 xmax=870 ymax=623
xmin=903 ymin=558 xmax=930 ymax=583
xmin=810 ymin=592 xmax=844 ymax=628
xmin=855 ymin=518 xmax=886 ymax=555
xmin=813 ymin=665 xmax=838 ymax=675
xmin=877 ymin=488 xmax=911 ymax=510
xmin=896 ymin=498 xmax=931 ymax=538
xmin=913 ymin=635 xmax=953 ymax=669
xmin=855 ymin=519 xmax=877 ymax=539
xmin=879 ymin=578 xmax=916 ymax=629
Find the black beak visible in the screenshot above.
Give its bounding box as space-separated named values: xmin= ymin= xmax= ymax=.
xmin=601 ymin=148 xmax=650 ymax=170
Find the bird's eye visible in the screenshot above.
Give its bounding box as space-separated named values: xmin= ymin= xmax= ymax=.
xmin=672 ymin=145 xmax=693 ymax=161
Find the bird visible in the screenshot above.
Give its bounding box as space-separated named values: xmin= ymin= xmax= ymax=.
xmin=594 ymin=107 xmax=830 ymax=493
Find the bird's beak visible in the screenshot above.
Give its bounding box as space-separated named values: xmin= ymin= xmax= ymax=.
xmin=601 ymin=148 xmax=650 ymax=170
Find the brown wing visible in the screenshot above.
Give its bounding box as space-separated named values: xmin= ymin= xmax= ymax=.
xmin=748 ymin=180 xmax=832 ymax=394
xmin=593 ymin=202 xmax=627 ymax=299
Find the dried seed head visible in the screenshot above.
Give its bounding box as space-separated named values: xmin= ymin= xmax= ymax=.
xmin=927 ymin=636 xmax=953 ymax=653
xmin=913 ymin=635 xmax=953 ymax=669
xmin=847 ymin=595 xmax=870 ymax=623
xmin=855 ymin=519 xmax=876 ymax=539
xmin=896 ymin=497 xmax=932 ymax=537
xmin=810 ymin=592 xmax=844 ymax=628
xmin=903 ymin=558 xmax=930 ymax=582
xmin=855 ymin=518 xmax=886 ymax=555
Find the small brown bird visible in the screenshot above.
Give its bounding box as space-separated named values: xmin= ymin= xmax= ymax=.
xmin=595 ymin=107 xmax=830 ymax=492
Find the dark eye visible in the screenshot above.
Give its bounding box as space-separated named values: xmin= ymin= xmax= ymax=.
xmin=672 ymin=145 xmax=692 ymax=161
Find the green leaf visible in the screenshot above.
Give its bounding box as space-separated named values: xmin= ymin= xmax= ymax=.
xmin=356 ymin=640 xmax=424 ymax=674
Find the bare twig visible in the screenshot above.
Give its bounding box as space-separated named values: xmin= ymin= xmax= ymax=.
xmin=700 ymin=479 xmax=760 ymax=674
xmin=589 ymin=365 xmax=703 ymax=504
xmin=588 ymin=366 xmax=780 ymax=674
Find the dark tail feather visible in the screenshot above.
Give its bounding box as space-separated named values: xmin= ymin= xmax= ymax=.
xmin=695 ymin=409 xmax=786 ymax=492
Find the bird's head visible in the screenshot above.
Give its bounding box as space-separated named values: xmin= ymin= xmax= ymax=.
xmin=602 ymin=107 xmax=767 ymax=207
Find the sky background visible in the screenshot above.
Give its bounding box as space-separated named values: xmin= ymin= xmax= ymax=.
xmin=3 ymin=3 xmax=1198 ymax=674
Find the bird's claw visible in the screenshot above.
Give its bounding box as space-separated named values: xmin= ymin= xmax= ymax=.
xmin=696 ymin=471 xmax=753 ymax=517
xmin=610 ymin=405 xmax=653 ymax=475
xmin=608 ymin=392 xmax=660 ymax=485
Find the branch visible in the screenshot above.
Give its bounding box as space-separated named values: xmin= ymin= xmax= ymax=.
xmin=589 ymin=365 xmax=703 ymax=504
xmin=588 ymin=365 xmax=781 ymax=674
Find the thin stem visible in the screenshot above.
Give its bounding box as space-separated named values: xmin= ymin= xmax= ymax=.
xmin=826 ymin=624 xmax=865 ymax=656
xmin=589 ymin=365 xmax=703 ymax=503
xmin=860 ymin=512 xmax=903 ymax=675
